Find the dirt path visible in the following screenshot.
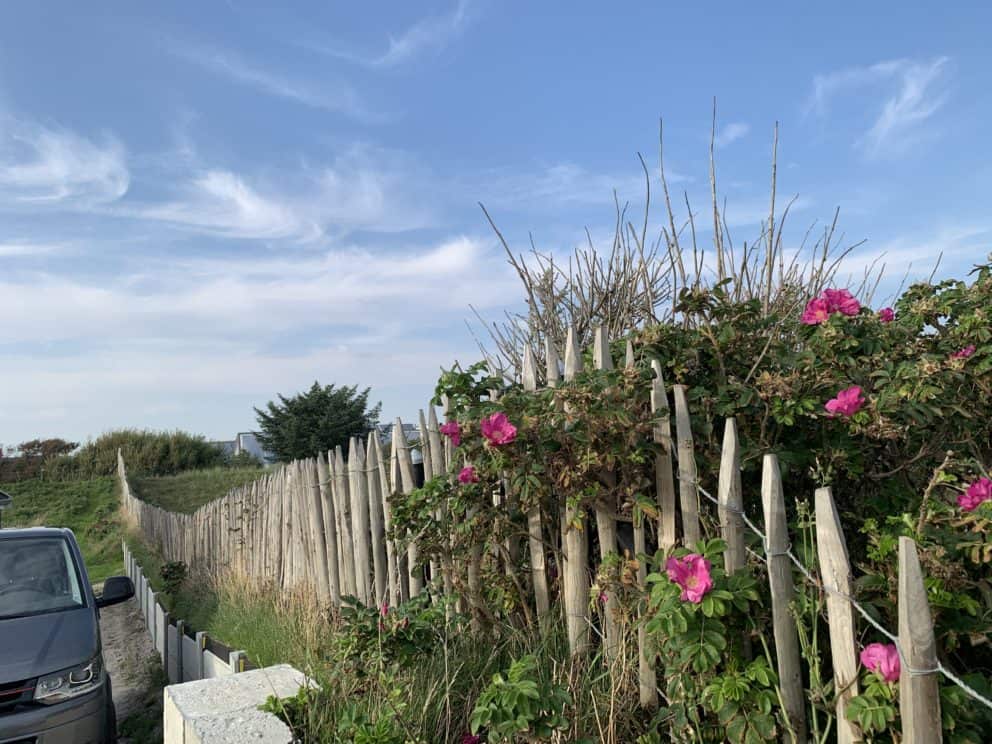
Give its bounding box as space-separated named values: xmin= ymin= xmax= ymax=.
xmin=99 ymin=593 xmax=164 ymax=743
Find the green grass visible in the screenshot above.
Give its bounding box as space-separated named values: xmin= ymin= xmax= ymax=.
xmin=124 ymin=530 xmax=317 ymax=669
xmin=1 ymin=477 xmax=123 ymax=583
xmin=131 ymin=466 xmax=263 ymax=514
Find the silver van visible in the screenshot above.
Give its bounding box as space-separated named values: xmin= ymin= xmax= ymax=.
xmin=0 ymin=527 xmax=134 ymax=743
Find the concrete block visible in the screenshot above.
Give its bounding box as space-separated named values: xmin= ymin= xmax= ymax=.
xmin=167 ymin=623 xmax=180 ymax=683
xmin=148 ymin=592 xmax=157 ymax=642
xmin=202 ymin=650 xmax=232 ymax=679
xmin=155 ymin=603 xmax=166 ymax=657
xmin=182 ymin=634 xmax=199 ymax=682
xmin=163 ymin=664 xmax=307 ymax=744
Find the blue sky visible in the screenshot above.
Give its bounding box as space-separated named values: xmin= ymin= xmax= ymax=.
xmin=1 ymin=1 xmax=991 ymax=445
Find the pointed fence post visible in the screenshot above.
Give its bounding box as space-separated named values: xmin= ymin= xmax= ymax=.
xmin=762 ymin=455 xmax=807 ymax=742
xmin=815 ymin=486 xmax=861 ymax=744
xmin=334 ymin=446 xmax=357 ymax=598
xmin=366 ymin=433 xmax=388 ymax=606
xmin=562 ymin=326 xmax=590 ymax=656
xmin=717 ymin=419 xmax=745 ymax=574
xmin=393 ymin=420 xmax=423 ymax=598
xmin=427 ymin=406 xmax=455 ymax=605
xmin=522 ymin=344 xmax=551 ymax=623
xmin=592 ymin=326 xmax=620 ymax=666
xmin=651 ymin=360 xmax=677 ymax=551
xmin=316 ymin=452 xmax=341 ymax=606
xmin=442 ymin=396 xmax=467 ymax=614
xmin=629 ymin=342 xmax=657 ymax=709
xmin=898 ymin=536 xmax=942 ymax=744
xmin=305 ymin=458 xmax=331 ymax=604
xmin=349 ymin=437 xmax=373 ymax=605
xmin=418 ymin=410 xmax=442 ymax=592
xmin=673 ymin=385 xmax=700 ymax=546
xmin=372 ymin=435 xmax=401 ymax=608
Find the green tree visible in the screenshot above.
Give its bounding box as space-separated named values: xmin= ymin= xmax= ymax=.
xmin=254 ymin=382 xmax=381 ymax=462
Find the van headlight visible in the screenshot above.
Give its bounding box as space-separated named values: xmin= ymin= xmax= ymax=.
xmin=34 ymin=657 xmax=104 ymax=704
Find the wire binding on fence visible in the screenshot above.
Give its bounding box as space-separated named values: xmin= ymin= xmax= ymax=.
xmin=689 ymin=474 xmax=992 ymax=712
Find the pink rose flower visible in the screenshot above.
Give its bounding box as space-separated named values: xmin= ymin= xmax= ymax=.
xmin=878 ymin=307 xmax=894 ymax=323
xmin=457 ymin=465 xmax=479 ymax=484
xmin=480 ymin=412 xmax=517 ymax=447
xmin=801 ymin=297 xmax=831 ymax=325
xmin=665 ymin=553 xmax=714 ymax=604
xmin=599 ymin=591 xmax=608 ymax=605
xmin=860 ymin=642 xmax=900 ymax=683
xmin=439 ymin=421 xmax=461 ymax=447
xmin=380 ymin=601 xmax=389 ymax=617
xmin=823 ymin=288 xmax=862 ymax=316
xmin=958 ymin=477 xmax=992 ymax=512
xmin=952 ymin=345 xmax=976 ymax=359
xmin=825 ymin=386 xmax=865 ymax=417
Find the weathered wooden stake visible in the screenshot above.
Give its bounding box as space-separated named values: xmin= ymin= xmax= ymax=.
xmin=305 ymin=458 xmax=331 ymax=603
xmin=316 ymin=452 xmax=341 ymax=605
xmin=673 ymin=385 xmax=700 ymax=545
xmin=898 ymin=536 xmax=942 ymax=744
xmin=393 ymin=419 xmax=423 ymax=597
xmin=349 ymin=437 xmax=373 ymax=605
xmin=762 ymin=455 xmax=806 ymax=742
xmin=562 ymin=326 xmax=590 ymax=656
xmin=629 ymin=341 xmax=657 ymax=709
xmin=651 ymin=360 xmax=677 ymax=551
xmin=815 ymin=486 xmax=861 ymax=744
xmin=366 ymin=433 xmax=388 ymax=606
xmin=717 ymin=419 xmax=745 ymax=574
xmin=334 ymin=446 xmax=357 ymax=598
xmin=522 ymin=344 xmax=551 ymax=623
xmin=593 ymin=325 xmax=620 ymax=666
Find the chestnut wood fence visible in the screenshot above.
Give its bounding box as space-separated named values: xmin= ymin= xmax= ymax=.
xmin=119 ymin=325 xmax=960 ymax=742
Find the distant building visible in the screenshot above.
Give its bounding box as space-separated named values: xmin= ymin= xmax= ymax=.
xmin=209 ymin=432 xmax=276 ymax=465
xmin=375 ymin=422 xmax=421 ymax=445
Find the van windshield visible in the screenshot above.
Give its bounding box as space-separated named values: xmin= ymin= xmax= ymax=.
xmin=0 ymin=537 xmax=85 ymax=620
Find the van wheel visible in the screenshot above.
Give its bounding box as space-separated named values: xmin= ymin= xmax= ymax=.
xmin=106 ymin=700 xmax=118 ymax=744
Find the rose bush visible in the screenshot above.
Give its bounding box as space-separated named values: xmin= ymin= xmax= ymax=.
xmin=381 ymin=257 xmax=992 ymax=741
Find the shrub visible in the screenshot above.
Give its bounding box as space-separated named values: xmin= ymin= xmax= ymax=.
xmin=383 ymin=257 xmax=992 ymax=742
xmin=46 ymin=429 xmax=226 ymax=480
xmin=160 ymin=561 xmax=188 ymax=596
xmin=469 ymin=655 xmax=571 ymax=743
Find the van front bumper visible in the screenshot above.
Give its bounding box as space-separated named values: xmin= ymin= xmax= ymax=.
xmin=0 ymin=685 xmax=109 ymax=744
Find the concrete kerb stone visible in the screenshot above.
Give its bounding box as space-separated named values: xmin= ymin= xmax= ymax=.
xmin=163 ymin=664 xmax=309 ymax=744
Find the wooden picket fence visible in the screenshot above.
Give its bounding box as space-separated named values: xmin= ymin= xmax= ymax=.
xmin=119 ymin=324 xmax=946 ymax=742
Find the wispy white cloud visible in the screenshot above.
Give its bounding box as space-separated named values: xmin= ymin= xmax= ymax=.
xmin=0 ymin=241 xmax=66 ymax=257
xmin=478 ymin=161 xmax=688 ymax=212
xmin=0 ymin=119 xmax=129 ymax=206
xmin=862 ymin=58 xmax=950 ymax=154
xmin=806 ymin=57 xmax=951 ymax=156
xmin=133 ymin=170 xmax=316 ymax=241
xmin=714 ymin=122 xmax=749 ymax=148
xmin=310 ymin=0 xmax=473 ymax=68
xmin=122 ymin=145 xmax=437 ymax=240
xmin=170 ymin=43 xmax=380 ymax=120
xmin=839 ymin=223 xmax=990 ymax=283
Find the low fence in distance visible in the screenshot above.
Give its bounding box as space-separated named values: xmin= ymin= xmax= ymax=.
xmin=122 ymin=540 xmax=256 ymax=684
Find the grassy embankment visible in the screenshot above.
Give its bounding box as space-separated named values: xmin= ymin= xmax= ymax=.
xmin=2 ymin=477 xmax=122 ymax=583
xmin=131 ymin=465 xmax=263 ymax=514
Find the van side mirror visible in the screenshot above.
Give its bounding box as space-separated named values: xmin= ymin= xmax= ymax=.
xmin=96 ymin=576 xmax=135 ymax=608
